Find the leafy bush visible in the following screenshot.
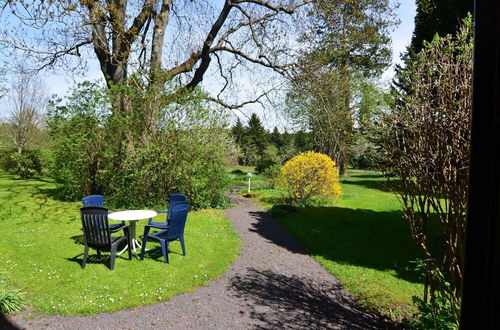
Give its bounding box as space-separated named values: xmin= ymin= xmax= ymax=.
xmin=48 ymin=80 xmax=234 ymax=209
xmin=262 ymin=164 xmax=281 ymax=188
xmin=1 ymin=148 xmax=44 ymax=178
xmin=403 ymin=295 xmax=458 ymax=330
xmin=47 ymin=81 xmax=109 ymax=200
xmin=277 ymin=151 xmax=342 ymax=205
xmin=9 ymin=150 xmax=43 ymax=179
xmin=0 ymin=148 xmax=17 ymax=172
xmin=255 ymin=145 xmax=281 ymax=173
xmin=0 ymin=288 xmax=24 ymax=315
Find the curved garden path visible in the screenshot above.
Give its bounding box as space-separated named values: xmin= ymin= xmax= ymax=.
xmin=3 ymin=190 xmax=392 ymax=329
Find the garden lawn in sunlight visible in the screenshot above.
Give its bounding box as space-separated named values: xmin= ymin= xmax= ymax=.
xmin=0 ymin=173 xmax=240 ymax=315
xmin=226 ymin=165 xmax=265 ymax=186
xmin=246 ymin=169 xmax=427 ymax=320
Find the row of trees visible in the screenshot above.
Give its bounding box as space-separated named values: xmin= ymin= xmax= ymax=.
xmin=230 ymin=113 xmax=312 ymax=168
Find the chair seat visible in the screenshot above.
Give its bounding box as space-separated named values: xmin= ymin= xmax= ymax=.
xmin=148 ymin=228 xmax=181 ymax=242
xmin=89 ymin=235 xmax=126 ymax=249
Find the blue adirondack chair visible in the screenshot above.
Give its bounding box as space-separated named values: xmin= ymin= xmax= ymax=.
xmin=140 ymin=201 xmax=189 ymax=263
xmin=82 ymin=195 xmax=125 ymax=232
xmin=147 ymin=193 xmax=188 ymax=229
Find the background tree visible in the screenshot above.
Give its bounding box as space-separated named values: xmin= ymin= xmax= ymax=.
xmin=246 ymin=113 xmax=268 ymax=155
xmin=294 ymin=130 xmax=312 ymax=153
xmin=349 ymin=78 xmax=388 ymax=170
xmin=287 ymin=0 xmax=396 ymax=175
xmin=0 ymin=0 xmax=313 ymax=197
xmin=231 ymin=118 xmax=245 ymax=147
xmin=4 ymin=74 xmax=47 ymax=154
xmin=411 ymin=0 xmax=473 ymax=53
xmin=270 ymin=126 xmax=284 ymax=151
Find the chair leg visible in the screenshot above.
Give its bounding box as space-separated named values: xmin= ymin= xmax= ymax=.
xmin=125 ymin=228 xmax=132 ymax=260
xmin=140 ymin=227 xmax=150 ymax=260
xmin=97 ymin=249 xmax=101 ymax=258
xmin=82 ymin=244 xmax=89 ymax=269
xmin=160 ymin=240 xmax=169 ymax=264
xmin=110 ymin=244 xmax=117 ymax=270
xmin=180 ymin=235 xmax=186 ymax=256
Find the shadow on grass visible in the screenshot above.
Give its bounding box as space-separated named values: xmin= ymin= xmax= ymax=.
xmin=229 ymin=268 xmax=395 ymax=329
xmin=66 ymin=252 xmax=133 ymax=270
xmin=0 ymin=316 xmax=21 ymax=330
xmin=249 ymin=206 xmax=433 ymax=284
xmin=140 ymin=241 xmax=185 ymax=263
xmin=341 ymin=179 xmax=402 ymax=193
xmin=68 ymin=235 xmax=133 ymax=269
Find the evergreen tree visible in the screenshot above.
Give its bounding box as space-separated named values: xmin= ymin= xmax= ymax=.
xmin=231 ymin=117 xmax=245 ymax=146
xmin=270 ymin=126 xmax=284 ymax=150
xmin=279 ymin=129 xmax=297 ymax=162
xmin=294 ymin=130 xmax=312 ymax=152
xmin=411 ymin=0 xmax=472 ymax=53
xmin=246 ymin=113 xmax=268 ymax=154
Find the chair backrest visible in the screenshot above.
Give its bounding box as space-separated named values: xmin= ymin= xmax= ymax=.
xmin=170 ymin=193 xmax=187 ymax=206
xmin=82 ymin=195 xmax=105 ymax=208
xmin=166 ymin=202 xmax=189 ymax=241
xmin=80 ymin=207 xmax=111 ymax=248
xmin=167 ymin=194 xmax=188 ymax=220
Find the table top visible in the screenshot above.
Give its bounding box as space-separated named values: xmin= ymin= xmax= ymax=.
xmin=108 ymin=210 xmax=157 ymax=221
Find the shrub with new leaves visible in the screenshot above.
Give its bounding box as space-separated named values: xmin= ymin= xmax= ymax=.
xmin=277 ymin=151 xmax=342 ymax=205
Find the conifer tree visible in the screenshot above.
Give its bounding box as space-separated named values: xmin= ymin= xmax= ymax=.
xmin=270 ymin=126 xmax=284 ymax=150
xmin=411 ymin=0 xmax=472 ymax=53
xmin=231 ymin=118 xmax=245 ymax=146
xmin=246 ymin=113 xmax=268 ymax=154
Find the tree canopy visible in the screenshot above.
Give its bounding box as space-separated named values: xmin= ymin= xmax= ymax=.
xmin=0 ymin=0 xmax=312 ymax=109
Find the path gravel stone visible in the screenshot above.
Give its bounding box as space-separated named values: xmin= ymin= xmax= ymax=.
xmin=2 ymin=190 xmax=393 ymax=329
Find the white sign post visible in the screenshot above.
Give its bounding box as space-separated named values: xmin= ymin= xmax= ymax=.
xmin=246 ymin=173 xmax=253 ymax=193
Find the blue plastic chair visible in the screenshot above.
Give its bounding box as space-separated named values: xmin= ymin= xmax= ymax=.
xmin=82 ymin=195 xmax=125 ymax=232
xmin=147 ymin=193 xmax=188 ymax=229
xmin=140 ymin=202 xmax=189 ymax=263
xmin=82 ymin=195 xmax=105 ymax=207
xmin=80 ymin=207 xmax=131 ymax=270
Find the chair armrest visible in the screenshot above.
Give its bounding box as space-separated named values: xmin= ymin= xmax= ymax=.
xmin=148 ymin=211 xmax=168 ymax=225
xmin=145 ymin=222 xmax=168 ymax=230
xmin=109 ymin=223 xmax=129 ymax=233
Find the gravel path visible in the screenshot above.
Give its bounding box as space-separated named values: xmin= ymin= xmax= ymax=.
xmin=2 ymin=190 xmax=392 ymax=329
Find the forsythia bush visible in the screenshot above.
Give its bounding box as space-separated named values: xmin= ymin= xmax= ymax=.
xmin=277 ymin=151 xmax=342 ymax=205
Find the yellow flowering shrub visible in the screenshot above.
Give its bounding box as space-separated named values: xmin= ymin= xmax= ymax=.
xmin=277 ymin=151 xmax=342 ymax=205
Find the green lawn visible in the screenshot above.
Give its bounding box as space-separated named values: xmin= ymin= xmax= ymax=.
xmin=246 ymin=169 xmax=427 ymax=320
xmin=0 ymin=173 xmax=240 ymax=315
xmin=226 ymin=165 xmax=265 ymax=186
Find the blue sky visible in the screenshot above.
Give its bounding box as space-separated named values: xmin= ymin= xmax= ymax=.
xmin=382 ymin=0 xmax=417 ymax=82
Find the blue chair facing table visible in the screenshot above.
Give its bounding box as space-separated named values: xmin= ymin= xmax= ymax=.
xmin=140 ymin=201 xmax=189 ymax=263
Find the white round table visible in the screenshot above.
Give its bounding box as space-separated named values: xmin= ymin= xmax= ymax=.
xmin=108 ymin=210 xmax=158 ymax=256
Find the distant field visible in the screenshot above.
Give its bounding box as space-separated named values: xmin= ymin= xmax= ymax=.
xmin=226 ymin=165 xmax=265 ymax=186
